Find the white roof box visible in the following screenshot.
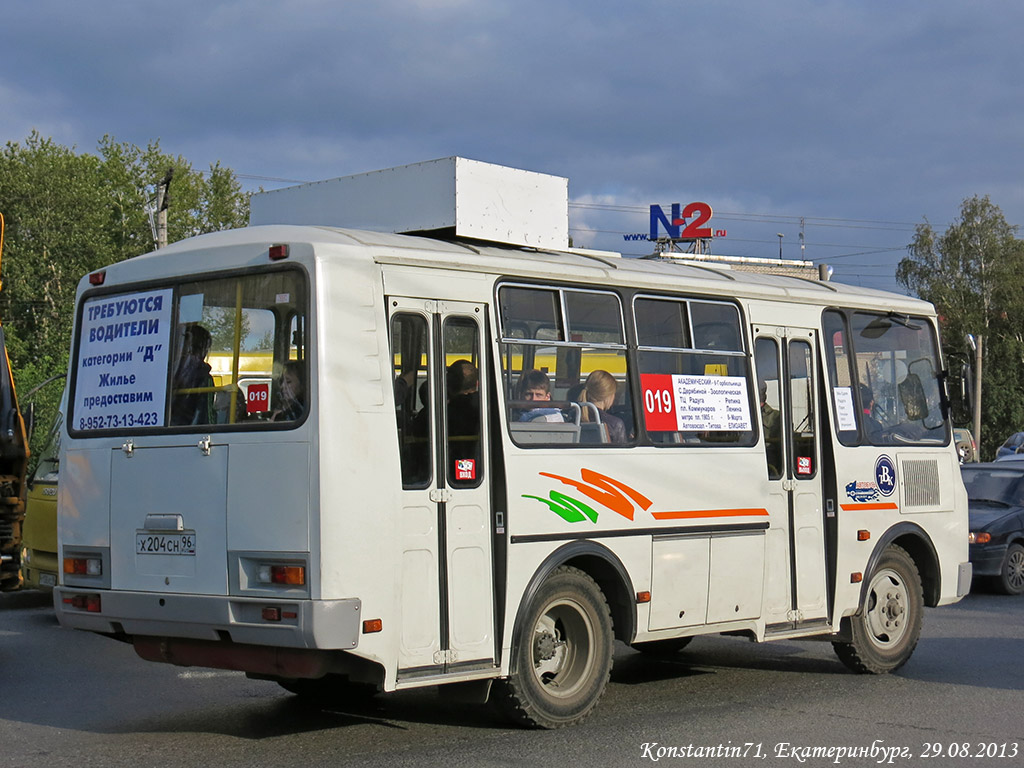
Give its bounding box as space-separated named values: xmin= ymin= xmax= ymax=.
xmin=249 ymin=157 xmax=569 ymax=250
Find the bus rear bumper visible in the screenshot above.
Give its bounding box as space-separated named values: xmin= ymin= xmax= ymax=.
xmin=54 ymin=587 xmax=361 ymax=651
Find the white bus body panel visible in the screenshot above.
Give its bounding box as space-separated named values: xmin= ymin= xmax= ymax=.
xmin=55 ymin=223 xmax=970 ymax=694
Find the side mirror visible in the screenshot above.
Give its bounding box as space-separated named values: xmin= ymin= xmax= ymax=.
xmin=905 ymin=357 xmax=945 ymax=429
xmin=899 ymin=373 xmax=928 ymax=421
xmin=960 ymin=360 xmax=974 ymax=416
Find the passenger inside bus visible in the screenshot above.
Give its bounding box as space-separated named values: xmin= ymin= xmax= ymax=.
xmin=447 ymin=359 xmax=480 ymax=461
xmin=578 ymin=370 xmax=627 ymax=443
xmin=411 ymin=380 xmax=430 ymax=436
xmin=514 ymin=369 xmax=564 ymax=423
xmin=760 ymin=380 xmax=782 ymax=477
xmin=171 ymin=323 xmax=215 ymax=426
xmin=271 ymin=361 xmax=305 ymax=421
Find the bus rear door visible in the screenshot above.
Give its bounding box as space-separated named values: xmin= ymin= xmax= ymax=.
xmin=389 ymin=298 xmax=496 ymax=679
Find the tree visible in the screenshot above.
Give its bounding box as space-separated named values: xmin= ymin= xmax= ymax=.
xmin=0 ymin=131 xmax=249 ymax=458
xmin=897 ymin=195 xmax=1024 ymax=459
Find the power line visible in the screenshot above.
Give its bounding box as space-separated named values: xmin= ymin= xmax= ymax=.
xmin=236 ymin=173 xmax=311 ymax=185
xmin=568 ymin=201 xmax=920 ymax=231
xmin=233 ymin=172 xmax=927 ymax=233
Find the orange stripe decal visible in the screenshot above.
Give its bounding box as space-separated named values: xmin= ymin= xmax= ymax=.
xmin=540 ymin=469 xmax=653 ymax=521
xmin=651 ymin=508 xmax=769 ymax=520
xmin=840 ymin=502 xmax=899 ymax=511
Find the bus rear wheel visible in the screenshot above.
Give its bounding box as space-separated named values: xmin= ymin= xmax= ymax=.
xmin=832 ymin=544 xmax=923 ymax=674
xmin=495 ymin=565 xmax=613 ymax=729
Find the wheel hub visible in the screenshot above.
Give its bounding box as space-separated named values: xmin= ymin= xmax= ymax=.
xmin=866 ymin=571 xmax=909 ymax=646
xmin=534 ymin=630 xmax=558 ymax=661
xmin=883 ymin=592 xmax=904 ymax=624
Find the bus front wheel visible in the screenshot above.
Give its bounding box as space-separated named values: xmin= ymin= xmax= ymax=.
xmin=495 ymin=565 xmax=614 ymax=729
xmin=832 ymin=544 xmax=923 ymax=674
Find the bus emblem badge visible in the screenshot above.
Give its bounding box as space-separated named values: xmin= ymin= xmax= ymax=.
xmin=875 ymin=455 xmax=897 ymax=497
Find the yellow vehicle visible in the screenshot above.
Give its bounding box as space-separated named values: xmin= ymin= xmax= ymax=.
xmin=0 ymin=212 xmax=29 ymax=591
xmin=20 ymin=414 xmax=60 ymax=590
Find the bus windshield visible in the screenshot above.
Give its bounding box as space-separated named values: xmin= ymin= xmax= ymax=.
xmin=824 ymin=309 xmax=947 ymax=446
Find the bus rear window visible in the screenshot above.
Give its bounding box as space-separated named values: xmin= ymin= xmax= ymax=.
xmin=70 ymin=268 xmax=308 ymax=433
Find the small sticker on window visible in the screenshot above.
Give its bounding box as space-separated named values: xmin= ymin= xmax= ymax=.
xmin=455 ymin=459 xmax=476 ymax=481
xmin=275 ymin=293 xmax=290 ymax=304
xmin=797 ymin=456 xmax=813 ymax=475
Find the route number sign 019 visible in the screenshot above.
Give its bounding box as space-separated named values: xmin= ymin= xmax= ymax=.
xmin=247 ymin=382 xmax=270 ymax=414
xmin=640 ymin=373 xmax=752 ymax=432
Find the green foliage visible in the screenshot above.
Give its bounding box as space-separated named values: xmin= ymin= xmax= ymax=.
xmin=897 ymin=195 xmax=1024 ymax=459
xmin=204 ymin=306 xmax=252 ymax=353
xmin=0 ymin=131 xmax=250 ymax=461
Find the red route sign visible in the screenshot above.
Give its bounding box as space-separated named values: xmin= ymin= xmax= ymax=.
xmin=640 ymin=373 xmax=677 ymax=432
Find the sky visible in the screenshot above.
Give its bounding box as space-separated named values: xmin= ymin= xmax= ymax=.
xmin=2 ymin=0 xmax=1022 ymax=293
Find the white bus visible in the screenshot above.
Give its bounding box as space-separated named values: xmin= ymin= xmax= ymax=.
xmin=56 ymin=160 xmax=971 ymax=728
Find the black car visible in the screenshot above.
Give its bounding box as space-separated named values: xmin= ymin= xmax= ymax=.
xmin=961 ymin=462 xmax=1024 ymax=595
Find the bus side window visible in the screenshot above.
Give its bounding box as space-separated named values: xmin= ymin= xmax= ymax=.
xmin=444 ymin=317 xmax=483 ymax=487
xmin=499 ymin=285 xmax=632 ymax=447
xmin=635 ymin=296 xmax=754 ymax=447
xmin=390 ymin=313 xmax=431 ymax=487
xmin=755 ymin=338 xmax=783 ymax=480
xmin=789 ymin=340 xmax=817 ymax=477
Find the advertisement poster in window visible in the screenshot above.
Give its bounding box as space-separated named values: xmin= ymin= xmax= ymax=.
xmin=74 ymin=288 xmax=173 ymax=430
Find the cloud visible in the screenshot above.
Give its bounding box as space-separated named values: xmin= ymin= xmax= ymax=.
xmin=1 ymin=0 xmax=1022 ymax=291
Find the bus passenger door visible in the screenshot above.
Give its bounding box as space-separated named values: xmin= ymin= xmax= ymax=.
xmin=755 ymin=329 xmax=828 ymax=631
xmin=389 ymin=298 xmax=495 ymax=679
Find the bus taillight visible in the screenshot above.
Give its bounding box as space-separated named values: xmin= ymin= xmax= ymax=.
xmin=63 ymin=593 xmax=102 ymax=612
xmin=257 ymin=564 xmax=306 ymax=586
xmin=63 ymin=556 xmax=102 ymax=576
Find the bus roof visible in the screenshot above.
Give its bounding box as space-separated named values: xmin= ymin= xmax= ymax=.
xmin=101 ymin=223 xmax=933 ymax=316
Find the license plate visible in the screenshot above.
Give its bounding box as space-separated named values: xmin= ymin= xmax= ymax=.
xmin=136 ymin=532 xmax=196 ymax=556
xmin=39 ymin=573 xmax=56 ymax=587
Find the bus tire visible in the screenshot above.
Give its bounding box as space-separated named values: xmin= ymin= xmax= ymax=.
xmin=631 ymin=636 xmax=693 ymax=655
xmin=832 ymin=544 xmax=923 ymax=674
xmin=495 ymin=565 xmax=613 ymax=729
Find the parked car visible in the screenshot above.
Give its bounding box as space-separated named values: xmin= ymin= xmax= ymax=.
xmin=995 ymin=431 xmax=1024 ymax=460
xmin=953 ymin=427 xmax=978 ymax=463
xmin=961 ymin=462 xmax=1024 ymax=595
xmin=20 ymin=414 xmax=60 ymax=590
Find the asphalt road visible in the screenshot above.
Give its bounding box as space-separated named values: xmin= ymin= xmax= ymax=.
xmin=2 ymin=588 xmax=1022 ymax=768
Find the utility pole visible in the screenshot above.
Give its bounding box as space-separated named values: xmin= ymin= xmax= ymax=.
xmin=973 ymin=334 xmax=983 ymax=453
xmin=156 ymin=168 xmax=174 ymax=249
